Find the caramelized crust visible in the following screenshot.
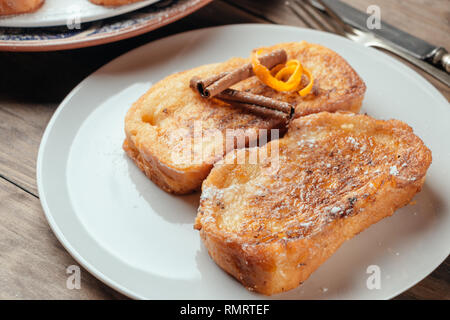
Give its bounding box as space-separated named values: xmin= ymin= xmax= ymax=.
xmin=0 ymin=0 xmax=44 ymax=15
xmin=124 ymin=42 xmax=366 ymax=194
xmin=195 ymin=112 xmax=432 ymax=295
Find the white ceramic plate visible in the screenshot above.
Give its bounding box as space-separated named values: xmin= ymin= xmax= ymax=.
xmin=37 ymin=24 xmax=450 ymax=300
xmin=0 ymin=0 xmax=159 ymax=27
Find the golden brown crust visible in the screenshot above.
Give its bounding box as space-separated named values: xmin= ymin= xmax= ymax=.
xmin=123 ymin=138 xmax=211 ymax=194
xmin=0 ymin=0 xmax=44 ymax=15
xmin=89 ymin=0 xmax=144 ymax=6
xmin=124 ymin=42 xmax=366 ymax=194
xmin=195 ymin=112 xmax=432 ymax=295
xmin=234 ymin=42 xmax=367 ymax=117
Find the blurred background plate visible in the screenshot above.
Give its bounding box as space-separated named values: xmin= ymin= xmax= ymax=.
xmin=0 ymin=0 xmax=160 ymax=28
xmin=0 ymin=0 xmax=212 ymax=51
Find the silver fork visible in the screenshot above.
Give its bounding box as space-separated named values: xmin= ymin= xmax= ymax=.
xmin=286 ymin=0 xmax=450 ymax=87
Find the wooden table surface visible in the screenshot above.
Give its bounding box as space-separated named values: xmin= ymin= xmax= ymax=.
xmin=0 ymin=0 xmax=448 ymax=300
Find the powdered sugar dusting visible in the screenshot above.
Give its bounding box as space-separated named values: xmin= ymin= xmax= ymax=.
xmin=390 ymin=165 xmax=399 ymax=176
xmin=201 ymin=186 xmax=224 ymax=201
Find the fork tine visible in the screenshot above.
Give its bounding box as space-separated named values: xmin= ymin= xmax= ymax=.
xmin=293 ymin=0 xmax=331 ymax=32
xmin=288 ymin=0 xmax=349 ymax=37
xmin=286 ymin=0 xmax=330 ymax=32
xmin=286 ymin=1 xmax=317 ymax=30
xmin=303 ymin=0 xmax=346 ymax=36
xmin=313 ymin=0 xmax=355 ymax=35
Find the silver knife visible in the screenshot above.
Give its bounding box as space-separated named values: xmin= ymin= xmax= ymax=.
xmin=310 ymin=0 xmax=450 ymax=80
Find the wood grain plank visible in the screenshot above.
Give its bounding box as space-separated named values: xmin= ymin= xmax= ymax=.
xmin=0 ymin=178 xmax=127 ymax=299
xmin=224 ymin=0 xmax=450 ymax=47
xmin=0 ymin=100 xmax=54 ymax=196
xmin=223 ymin=0 xmax=450 ymax=99
xmin=340 ymin=0 xmax=450 ymax=49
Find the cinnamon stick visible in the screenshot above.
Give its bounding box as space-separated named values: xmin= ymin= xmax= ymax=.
xmin=189 ymin=49 xmax=295 ymax=120
xmin=225 ymin=101 xmax=290 ymax=123
xmin=200 ymin=49 xmax=287 ymax=98
xmin=189 ymin=72 xmax=228 ymax=96
xmin=216 ymin=89 xmax=294 ymax=118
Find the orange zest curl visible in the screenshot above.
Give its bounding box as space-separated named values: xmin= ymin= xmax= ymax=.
xmin=299 ymin=67 xmax=314 ymax=97
xmin=251 ymin=49 xmax=314 ymax=97
xmin=270 ymin=63 xmax=286 ymax=76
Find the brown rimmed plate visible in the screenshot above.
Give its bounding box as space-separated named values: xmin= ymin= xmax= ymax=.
xmin=0 ymin=0 xmax=212 ymax=52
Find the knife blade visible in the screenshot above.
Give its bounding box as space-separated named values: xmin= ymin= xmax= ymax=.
xmin=310 ymin=0 xmax=448 ymax=68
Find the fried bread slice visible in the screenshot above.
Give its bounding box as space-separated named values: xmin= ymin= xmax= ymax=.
xmin=195 ymin=112 xmax=432 ymax=295
xmin=0 ymin=0 xmax=44 ymax=15
xmin=124 ymin=42 xmax=366 ymax=194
